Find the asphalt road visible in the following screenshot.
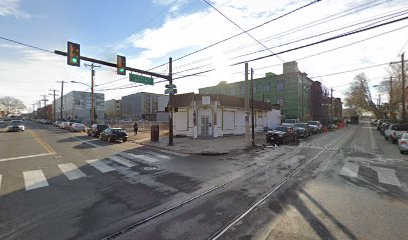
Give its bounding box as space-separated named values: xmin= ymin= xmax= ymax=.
xmin=0 ymin=121 xmax=407 ymax=240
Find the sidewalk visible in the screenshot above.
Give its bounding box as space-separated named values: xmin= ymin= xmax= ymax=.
xmin=128 ymin=131 xmax=268 ymax=155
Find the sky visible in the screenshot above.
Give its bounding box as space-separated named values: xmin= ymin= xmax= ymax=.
xmin=1 ymin=0 xmax=408 ymax=112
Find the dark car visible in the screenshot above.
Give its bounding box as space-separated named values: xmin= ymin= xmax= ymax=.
xmin=99 ymin=128 xmax=128 ymax=142
xmin=266 ymin=125 xmax=298 ymax=145
xmin=294 ymin=122 xmax=312 ymax=138
xmin=379 ymin=122 xmax=390 ymax=136
xmin=87 ymin=124 xmax=110 ymax=137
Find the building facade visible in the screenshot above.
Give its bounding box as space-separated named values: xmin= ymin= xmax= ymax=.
xmin=104 ymin=99 xmax=121 ymax=118
xmin=121 ymin=92 xmax=169 ymax=121
xmin=173 ymin=93 xmax=281 ymax=138
xmin=199 ymin=61 xmax=314 ymax=121
xmin=54 ymin=91 xmax=105 ymax=124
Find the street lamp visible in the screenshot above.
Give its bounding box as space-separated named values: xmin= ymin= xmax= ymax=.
xmin=70 ymin=81 xmax=94 ymax=125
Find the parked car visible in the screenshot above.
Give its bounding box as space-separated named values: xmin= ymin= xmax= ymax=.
xmin=99 ymin=128 xmax=128 ymax=142
xmin=60 ymin=121 xmax=70 ymax=129
xmin=389 ymin=124 xmax=408 ymax=144
xmin=370 ymin=119 xmax=378 ymax=126
xmin=266 ymin=125 xmax=298 ymax=145
xmin=379 ymin=122 xmax=390 ymax=136
xmin=54 ymin=121 xmax=62 ymax=127
xmin=377 ymin=119 xmax=390 ymax=131
xmin=398 ymin=133 xmax=408 ymax=154
xmin=8 ymin=120 xmax=25 ymax=132
xmin=284 ymin=119 xmax=299 ymax=124
xmin=294 ymin=122 xmax=312 ymax=138
xmin=70 ymin=123 xmax=86 ymax=132
xmin=307 ymin=121 xmax=322 ymax=134
xmin=87 ymin=124 xmax=110 ymax=137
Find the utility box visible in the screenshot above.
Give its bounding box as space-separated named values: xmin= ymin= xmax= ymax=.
xmin=151 ymin=125 xmax=159 ymax=142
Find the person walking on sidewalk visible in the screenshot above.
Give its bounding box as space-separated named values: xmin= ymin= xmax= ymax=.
xmin=133 ymin=122 xmax=138 ymax=136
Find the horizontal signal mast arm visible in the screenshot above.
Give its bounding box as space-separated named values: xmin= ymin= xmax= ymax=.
xmin=54 ymin=50 xmax=169 ymax=80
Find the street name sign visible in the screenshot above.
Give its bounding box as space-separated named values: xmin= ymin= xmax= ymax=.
xmin=129 ymin=73 xmax=154 ymax=85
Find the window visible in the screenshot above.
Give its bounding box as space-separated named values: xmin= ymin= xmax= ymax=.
xmin=277 ymin=96 xmax=284 ymax=106
xmin=240 ymin=86 xmax=245 ymax=95
xmin=264 ymin=83 xmax=271 ymax=92
xmin=231 ymin=89 xmax=236 ymax=96
xmin=277 ymin=81 xmax=284 ymax=91
xmin=74 ymin=100 xmax=81 ymax=105
xmin=220 ymin=90 xmax=226 ymax=95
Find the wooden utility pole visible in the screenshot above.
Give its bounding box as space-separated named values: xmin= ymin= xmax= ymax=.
xmin=84 ymin=63 xmax=100 ymax=125
xmin=330 ymin=88 xmax=334 ymax=122
xmin=402 ymin=53 xmax=406 ymax=121
xmin=251 ymin=68 xmax=255 ymax=147
xmin=245 ymin=63 xmax=250 ymax=146
xmin=57 ymin=81 xmax=68 ymax=121
xmin=168 ymin=57 xmax=174 ymax=146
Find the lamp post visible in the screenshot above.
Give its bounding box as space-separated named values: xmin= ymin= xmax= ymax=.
xmin=71 ymin=81 xmax=93 ymax=124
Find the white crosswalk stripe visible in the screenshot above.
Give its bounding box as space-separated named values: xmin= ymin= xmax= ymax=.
xmin=58 ymin=163 xmax=86 ymax=180
xmin=340 ymin=162 xmax=359 ymax=178
xmin=109 ymin=156 xmax=136 ymax=167
xmin=127 ymin=153 xmax=159 ymax=163
xmin=371 ymin=167 xmax=401 ymax=187
xmin=147 ymin=151 xmax=173 ymax=160
xmin=86 ymin=159 xmax=116 ymax=173
xmin=23 ymin=170 xmax=49 ymax=191
xmin=157 ymin=149 xmax=189 ymax=157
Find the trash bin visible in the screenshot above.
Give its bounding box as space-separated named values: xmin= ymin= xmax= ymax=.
xmin=151 ymin=125 xmax=159 ymax=142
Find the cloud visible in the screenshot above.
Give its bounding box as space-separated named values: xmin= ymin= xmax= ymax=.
xmin=0 ymin=0 xmax=31 ymax=18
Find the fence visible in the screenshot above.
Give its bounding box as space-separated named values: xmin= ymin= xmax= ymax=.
xmin=107 ymin=120 xmax=169 ymax=134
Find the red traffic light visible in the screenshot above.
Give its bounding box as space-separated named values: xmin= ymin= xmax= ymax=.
xmin=117 ymin=55 xmax=126 ymax=75
xmin=67 ymin=41 xmax=80 ymax=67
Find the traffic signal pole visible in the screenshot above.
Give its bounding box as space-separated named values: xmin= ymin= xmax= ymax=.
xmin=84 ymin=63 xmax=100 ymax=125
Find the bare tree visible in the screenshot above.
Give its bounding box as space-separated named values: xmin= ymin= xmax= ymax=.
xmin=344 ymin=73 xmax=382 ymax=117
xmin=0 ymin=97 xmax=26 ymax=116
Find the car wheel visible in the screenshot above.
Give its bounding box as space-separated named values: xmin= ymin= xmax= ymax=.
xmin=99 ymin=135 xmax=103 ymax=140
xmin=108 ymin=136 xmax=112 ymax=143
xmin=400 ymin=150 xmax=405 ymax=154
xmin=123 ymin=138 xmax=127 ymax=142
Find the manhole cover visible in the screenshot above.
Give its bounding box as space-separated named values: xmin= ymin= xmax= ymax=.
xmin=144 ymin=166 xmax=158 ymax=171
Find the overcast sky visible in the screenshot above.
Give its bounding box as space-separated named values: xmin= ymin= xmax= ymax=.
xmin=1 ymin=0 xmax=408 ymax=112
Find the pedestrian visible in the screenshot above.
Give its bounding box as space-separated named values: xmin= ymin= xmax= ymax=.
xmin=133 ymin=122 xmax=138 ymax=136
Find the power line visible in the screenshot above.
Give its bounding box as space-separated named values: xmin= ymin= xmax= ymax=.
xmin=0 ymin=36 xmax=54 ymax=54
xmin=148 ymin=0 xmax=321 ymax=71
xmin=310 ymin=62 xmax=390 ymax=78
xmin=224 ymin=0 xmax=390 ymax=55
xmin=232 ymin=15 xmax=408 ymax=65
xmin=231 ymin=8 xmax=408 ymax=60
xmin=202 ymin=0 xmax=285 ymax=62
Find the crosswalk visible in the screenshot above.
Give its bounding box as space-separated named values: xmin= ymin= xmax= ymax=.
xmin=339 ymin=162 xmax=402 ymax=187
xmin=0 ymin=149 xmax=189 ymax=192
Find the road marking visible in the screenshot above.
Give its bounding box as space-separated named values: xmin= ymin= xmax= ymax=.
xmin=368 ymin=125 xmax=376 ymax=149
xmin=72 ymin=137 xmax=102 ymax=148
xmin=86 ymin=159 xmax=116 ymax=173
xmin=340 ymin=162 xmax=359 ymax=178
xmin=147 ymin=151 xmax=173 ymax=160
xmin=23 ymin=170 xmax=49 ymax=191
xmin=58 ymin=163 xmax=86 ymax=180
xmin=127 ymin=153 xmax=159 ymax=163
xmin=0 ymin=152 xmax=56 ymax=163
xmin=110 ymin=156 xmax=135 ymax=167
xmin=157 ymin=149 xmax=189 ymax=157
xmin=28 ymin=129 xmax=55 ymax=154
xmin=371 ymin=167 xmax=401 ymax=187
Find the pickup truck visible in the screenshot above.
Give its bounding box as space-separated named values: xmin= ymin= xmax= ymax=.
xmin=385 ymin=124 xmax=408 ymax=143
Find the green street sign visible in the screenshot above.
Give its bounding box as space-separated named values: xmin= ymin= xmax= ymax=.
xmin=129 ymin=73 xmax=154 ymax=85
xmin=165 ymin=84 xmax=177 ymax=89
xmin=165 ymin=88 xmax=177 ymax=94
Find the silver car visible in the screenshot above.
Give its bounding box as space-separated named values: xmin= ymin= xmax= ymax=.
xmin=398 ymin=133 xmax=408 ymax=154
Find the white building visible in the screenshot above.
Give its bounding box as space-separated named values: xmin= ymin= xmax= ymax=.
xmin=173 ymin=93 xmax=281 ymax=138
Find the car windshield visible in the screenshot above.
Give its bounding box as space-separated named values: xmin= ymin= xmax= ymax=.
xmin=274 ymin=126 xmax=288 ymax=132
xmin=295 ymin=123 xmax=307 ymax=128
xmin=307 ymin=121 xmax=318 ymax=126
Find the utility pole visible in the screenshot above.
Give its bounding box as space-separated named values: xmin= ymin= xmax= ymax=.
xmin=402 ymin=53 xmax=406 ymax=121
xmin=49 ymin=89 xmax=59 ymax=122
xmin=84 ymin=63 xmax=100 ymax=125
xmin=251 ymin=68 xmax=255 ymax=147
xmin=40 ymin=95 xmax=48 ymax=120
xmin=245 ymin=63 xmax=250 ymax=146
xmin=168 ymin=57 xmax=174 ymax=146
xmin=330 ymin=88 xmax=334 ymax=123
xmin=57 ymin=81 xmax=68 ymax=121
xmin=301 ymin=73 xmax=304 ymax=122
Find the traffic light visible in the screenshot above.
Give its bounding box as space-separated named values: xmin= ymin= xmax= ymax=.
xmin=67 ymin=42 xmax=80 ymax=67
xmin=117 ymin=55 xmax=126 ymax=75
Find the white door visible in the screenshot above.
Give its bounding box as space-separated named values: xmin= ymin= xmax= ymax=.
xmin=198 ymin=108 xmax=213 ymax=137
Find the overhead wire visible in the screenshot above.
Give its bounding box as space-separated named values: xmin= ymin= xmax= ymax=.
xmin=231 ymin=15 xmax=408 ymax=65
